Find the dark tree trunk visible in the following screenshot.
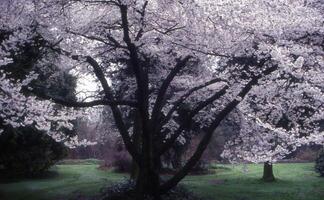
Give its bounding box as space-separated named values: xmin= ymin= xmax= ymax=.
xmin=130 ymin=157 xmax=140 ymax=183
xmin=135 ymin=155 xmax=161 ymax=200
xmin=130 ymin=160 xmax=139 ymax=180
xmin=130 ymin=111 xmax=141 ymax=180
xmin=134 ymin=116 xmax=161 ymax=200
xmin=262 ymin=162 xmax=275 ymax=182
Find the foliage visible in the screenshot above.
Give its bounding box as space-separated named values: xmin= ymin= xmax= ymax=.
xmin=222 ymin=109 xmax=324 ymax=164
xmin=294 ymin=146 xmax=320 ymax=161
xmin=111 ymin=153 xmax=133 ymax=173
xmin=98 ymin=181 xmax=204 ymax=200
xmin=0 ymin=126 xmax=67 ymax=177
xmin=315 ymin=148 xmax=324 ymax=177
xmin=0 ymin=25 xmax=77 ymax=177
xmin=188 ymin=160 xmax=211 ymax=175
xmin=97 ymin=179 xmax=136 ymax=200
xmin=0 ymin=9 xmax=84 ymax=146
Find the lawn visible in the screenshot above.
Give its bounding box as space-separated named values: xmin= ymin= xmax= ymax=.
xmin=184 ymin=163 xmax=324 ymax=200
xmin=0 ymin=161 xmax=323 ymax=200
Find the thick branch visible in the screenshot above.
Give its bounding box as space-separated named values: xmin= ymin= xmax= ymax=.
xmin=45 ymin=28 xmax=141 ymax=162
xmin=191 ymin=85 xmax=229 ymax=115
xmin=160 ymin=64 xmax=278 ymax=193
xmin=83 ymin=56 xmax=140 ymax=162
xmin=67 ymin=30 xmax=126 ymax=48
xmin=135 ymin=1 xmax=148 ymax=41
xmin=39 ymin=94 xmax=135 ymax=107
xmin=119 ymin=5 xmax=147 ymax=97
xmin=160 ymin=100 xmax=238 ymax=193
xmin=151 ymin=56 xmax=192 ymax=128
xmin=119 ymin=4 xmax=150 ymax=130
xmin=158 ymin=85 xmax=228 ymax=155
xmin=52 ymin=99 xmax=109 ymax=107
xmin=160 ymin=78 xmax=228 ymax=129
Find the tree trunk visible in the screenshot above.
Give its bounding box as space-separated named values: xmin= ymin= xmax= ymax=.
xmin=262 ymin=162 xmax=275 ymax=182
xmin=135 ymin=157 xmax=161 ymax=200
xmin=130 ymin=160 xmax=139 ymax=180
xmin=134 ymin=119 xmax=161 ymax=200
xmin=130 ymin=110 xmax=141 ymax=180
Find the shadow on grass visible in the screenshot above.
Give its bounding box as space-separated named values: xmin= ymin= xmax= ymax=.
xmin=0 ymin=170 xmax=59 ymax=183
xmin=209 ymin=165 xmax=232 ymax=171
xmin=217 ymin=176 xmax=292 ymax=186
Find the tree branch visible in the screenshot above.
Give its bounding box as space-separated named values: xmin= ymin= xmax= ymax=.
xmin=171 ymin=41 xmax=231 ymax=58
xmin=45 ymin=43 xmax=140 ymax=162
xmin=161 ymin=78 xmax=228 ymax=128
xmin=35 ymin=92 xmax=137 ymax=107
xmin=160 ymin=64 xmax=279 ymax=193
xmin=54 ymin=98 xmax=120 ymax=108
xmin=83 ymin=56 xmax=141 ymax=163
xmin=67 ymin=29 xmax=126 ymax=48
xmin=158 ymin=85 xmax=228 ymax=155
xmin=119 ymin=4 xmax=147 ymax=96
xmin=151 ymin=56 xmax=192 ymax=129
xmin=73 ymin=0 xmax=120 ymax=6
xmin=119 ymin=4 xmax=150 ymax=131
xmin=135 ymin=1 xmax=148 ymax=41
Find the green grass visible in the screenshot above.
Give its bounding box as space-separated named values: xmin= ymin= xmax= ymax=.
xmin=0 ymin=161 xmax=323 ymax=200
xmin=0 ymin=163 xmax=125 ymax=200
xmin=183 ymin=163 xmax=324 ymax=200
xmin=57 ymin=158 xmax=103 ymax=165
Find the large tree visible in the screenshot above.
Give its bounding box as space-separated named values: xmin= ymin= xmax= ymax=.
xmin=1 ymin=0 xmax=323 ymax=199
xmin=222 ymin=30 xmax=324 ymax=181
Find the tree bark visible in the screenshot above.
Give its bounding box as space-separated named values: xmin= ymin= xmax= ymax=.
xmin=131 ymin=110 xmax=142 ymax=180
xmin=262 ymin=162 xmax=275 ymax=182
xmin=135 ymin=154 xmax=161 ymax=200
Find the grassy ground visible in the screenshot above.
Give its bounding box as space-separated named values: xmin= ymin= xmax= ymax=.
xmin=0 ymin=161 xmax=323 ymax=200
xmin=183 ymin=163 xmax=324 ymax=200
xmin=0 ymin=161 xmax=125 ymax=200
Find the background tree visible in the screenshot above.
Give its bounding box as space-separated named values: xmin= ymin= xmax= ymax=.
xmin=0 ymin=17 xmax=79 ymax=177
xmin=222 ymin=60 xmax=324 ymax=181
xmin=315 ymin=148 xmax=324 ymax=177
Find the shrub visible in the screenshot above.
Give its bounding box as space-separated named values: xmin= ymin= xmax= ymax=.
xmin=189 ymin=160 xmax=211 ymax=175
xmin=315 ymin=149 xmax=324 ymax=177
xmin=0 ymin=126 xmax=67 ymax=178
xmin=112 ymin=151 xmax=133 ymax=173
xmin=295 ymin=147 xmax=318 ymax=161
xmin=96 ymin=180 xmax=204 ymax=200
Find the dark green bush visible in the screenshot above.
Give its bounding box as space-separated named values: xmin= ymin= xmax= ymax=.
xmin=315 ymin=149 xmax=324 ymax=177
xmin=0 ymin=126 xmax=67 ymax=178
xmin=93 ymin=179 xmax=204 ymax=200
xmin=111 ymin=152 xmax=133 ymax=173
xmin=0 ymin=26 xmax=73 ymax=179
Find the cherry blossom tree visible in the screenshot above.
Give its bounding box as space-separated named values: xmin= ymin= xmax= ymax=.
xmin=0 ymin=1 xmax=92 ymax=147
xmin=1 ymin=0 xmax=323 ymax=199
xmin=222 ymin=115 xmax=324 ymax=181
xmin=222 ymin=33 xmax=324 ymax=180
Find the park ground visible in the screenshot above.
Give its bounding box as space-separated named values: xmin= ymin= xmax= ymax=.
xmin=0 ymin=160 xmax=323 ymax=200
